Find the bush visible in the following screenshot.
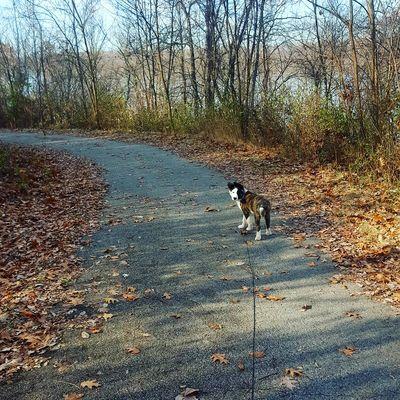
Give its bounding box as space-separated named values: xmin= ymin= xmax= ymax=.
xmin=285 ymin=92 xmax=350 ymax=163
xmin=97 ymin=91 xmax=132 ymax=130
xmin=131 ymin=108 xmax=170 ymax=133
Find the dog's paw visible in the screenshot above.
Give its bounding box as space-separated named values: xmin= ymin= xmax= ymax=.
xmin=255 ymin=232 xmax=262 ymax=241
xmin=246 ymin=225 xmax=252 ymax=231
xmin=238 ymin=224 xmax=247 ymax=229
xmin=266 ymin=228 xmax=272 ymax=236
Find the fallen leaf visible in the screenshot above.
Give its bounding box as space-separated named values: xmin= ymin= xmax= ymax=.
xmin=163 ymin=292 xmax=172 ymax=300
xmin=182 ymin=387 xmax=199 ymax=396
xmin=204 ymin=206 xmax=219 ymax=212
xmin=237 ymin=359 xmax=245 ymax=371
xmin=285 ymin=368 xmax=303 ymax=378
xmin=101 ymin=313 xmax=113 ymax=321
xmin=392 ymin=292 xmax=400 ymax=302
xmin=81 ymin=332 xmax=90 ymax=339
xmin=293 ymin=233 xmax=306 ymax=242
xmin=266 ymin=295 xmax=285 ymax=301
xmin=211 ymin=353 xmax=229 ymax=365
xmin=344 ymin=311 xmax=362 ymax=319
xmin=104 ymin=297 xmax=118 ymax=304
xmin=80 ymin=379 xmax=100 ymax=389
xmin=208 ymin=322 xmax=222 ymax=331
xmin=256 ymin=293 xmax=266 ymax=299
xmin=340 ymin=346 xmax=357 ymax=357
xmin=63 ymin=393 xmax=83 ymax=400
xmin=122 ymin=293 xmax=140 ymax=302
xmin=87 ymin=326 xmax=102 ymax=334
xmin=127 ymin=347 xmax=141 ymax=355
xmin=171 ymin=313 xmax=182 ymax=319
xmin=301 ymin=304 xmax=312 ymax=311
xmin=307 ymin=261 xmax=317 ymax=267
xmin=305 ymin=252 xmax=319 ymax=258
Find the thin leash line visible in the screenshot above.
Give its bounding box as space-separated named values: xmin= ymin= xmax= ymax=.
xmin=244 ymin=239 xmax=256 ymax=400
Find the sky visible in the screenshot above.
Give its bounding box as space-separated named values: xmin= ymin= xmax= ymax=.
xmin=0 ymin=0 xmax=117 ymax=33
xmin=0 ymin=0 xmax=312 ymax=50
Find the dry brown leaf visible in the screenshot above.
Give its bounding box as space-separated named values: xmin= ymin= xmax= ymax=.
xmin=163 ymin=292 xmax=172 ymax=300
xmin=182 ymin=387 xmax=199 ymax=396
xmin=249 ymin=351 xmax=265 ymax=358
xmin=301 ymin=304 xmax=312 ymax=311
xmin=63 ymin=393 xmax=84 ymax=400
xmin=344 ymin=311 xmax=362 ymax=319
xmin=211 ymin=353 xmax=229 ymax=365
xmin=266 ymin=295 xmax=285 ymax=301
xmin=237 ymin=359 xmax=245 ymax=371
xmin=80 ymin=379 xmax=100 ymax=389
xmin=170 ymin=313 xmax=182 ymax=319
xmin=127 ymin=347 xmax=141 ymax=355
xmin=285 ymin=368 xmax=303 ymax=378
xmin=87 ymin=326 xmax=102 ymax=334
xmin=307 ymin=261 xmax=317 ymax=267
xmin=204 ymin=206 xmax=219 ymax=212
xmin=122 ymin=293 xmax=140 ymax=302
xmin=392 ymin=292 xmax=400 ymax=302
xmin=339 ymin=346 xmax=357 ymax=357
xmin=208 ymin=322 xmax=222 ymax=331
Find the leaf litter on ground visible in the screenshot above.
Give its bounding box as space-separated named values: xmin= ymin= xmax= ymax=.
xmin=0 ymin=143 xmax=106 ymax=381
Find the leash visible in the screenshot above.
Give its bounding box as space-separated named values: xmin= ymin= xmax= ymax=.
xmin=244 ymin=239 xmax=257 ymax=400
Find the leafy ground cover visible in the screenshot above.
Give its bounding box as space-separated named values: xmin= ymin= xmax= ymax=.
xmin=0 ymin=143 xmax=106 ymax=381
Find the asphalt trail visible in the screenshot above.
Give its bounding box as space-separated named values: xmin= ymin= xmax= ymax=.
xmin=0 ymin=132 xmax=399 ymax=400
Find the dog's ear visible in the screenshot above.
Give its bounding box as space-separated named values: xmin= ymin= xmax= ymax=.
xmin=227 ymin=182 xmax=235 ymax=190
xmin=234 ymin=181 xmax=244 ymax=190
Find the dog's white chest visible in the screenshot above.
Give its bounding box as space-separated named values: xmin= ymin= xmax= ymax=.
xmin=235 ymin=200 xmax=242 ymax=210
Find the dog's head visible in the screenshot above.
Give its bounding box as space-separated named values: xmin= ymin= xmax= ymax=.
xmin=227 ymin=181 xmax=246 ymax=201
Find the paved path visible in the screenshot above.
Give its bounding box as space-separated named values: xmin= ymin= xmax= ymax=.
xmin=0 ymin=131 xmax=399 ymax=400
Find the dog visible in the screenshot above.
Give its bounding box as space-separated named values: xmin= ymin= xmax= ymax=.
xmin=228 ymin=182 xmax=271 ymax=241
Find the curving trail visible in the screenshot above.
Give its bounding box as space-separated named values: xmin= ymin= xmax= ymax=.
xmin=0 ymin=131 xmax=399 ymax=400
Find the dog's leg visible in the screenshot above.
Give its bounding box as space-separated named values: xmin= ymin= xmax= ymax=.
xmin=255 ymin=214 xmax=262 ymax=241
xmin=265 ymin=209 xmax=272 ymax=235
xmin=246 ymin=216 xmax=252 ymax=231
xmin=238 ymin=214 xmax=247 ymax=229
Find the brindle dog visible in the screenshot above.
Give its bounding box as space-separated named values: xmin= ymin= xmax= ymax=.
xmin=228 ymin=182 xmax=271 ymax=241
